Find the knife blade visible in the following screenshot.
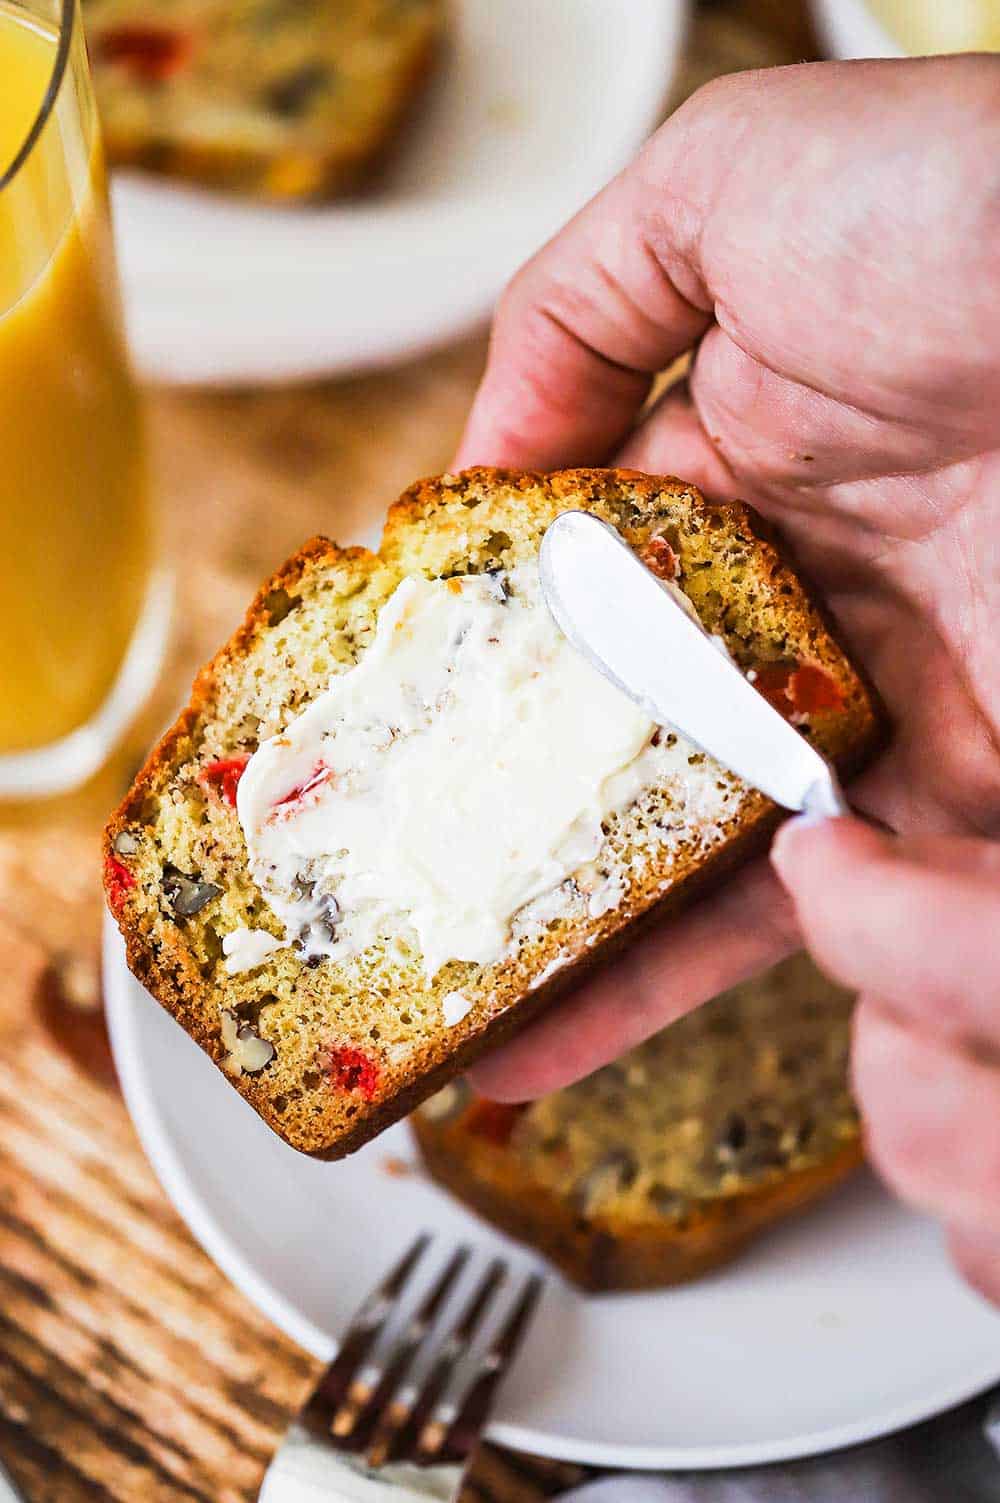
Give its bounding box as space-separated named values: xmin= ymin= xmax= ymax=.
xmin=539 ymin=511 xmax=848 ymax=819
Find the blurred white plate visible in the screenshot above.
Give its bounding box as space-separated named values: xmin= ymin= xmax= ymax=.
xmin=811 ymin=0 xmax=902 ymax=59
xmin=111 ymin=0 xmax=687 ymax=385
xmin=105 ymin=922 xmax=1000 ymax=1469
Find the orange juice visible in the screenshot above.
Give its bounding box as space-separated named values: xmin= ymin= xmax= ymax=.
xmin=868 ymin=0 xmax=1000 ymax=52
xmin=0 ymin=0 xmax=152 ymax=760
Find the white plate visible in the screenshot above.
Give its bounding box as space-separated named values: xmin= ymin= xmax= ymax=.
xmin=105 ymin=925 xmax=1000 ymax=1470
xmin=810 ymin=0 xmax=902 ymax=59
xmin=111 ymin=0 xmax=687 ymax=385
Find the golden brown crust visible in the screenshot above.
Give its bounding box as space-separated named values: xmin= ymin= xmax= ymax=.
xmin=107 ymin=746 xmax=790 ymax=1160
xmin=105 ymin=468 xmax=887 ymax=1159
xmin=412 ymin=1113 xmax=863 ymax=1291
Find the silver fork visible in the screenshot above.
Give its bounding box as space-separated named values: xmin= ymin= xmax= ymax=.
xmin=259 ymin=1234 xmax=544 ymax=1502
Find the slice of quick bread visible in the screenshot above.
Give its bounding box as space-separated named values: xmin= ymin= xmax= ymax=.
xmin=105 ymin=469 xmax=884 ymax=1158
xmin=412 ymin=952 xmax=861 ymax=1291
xmin=83 ymin=0 xmax=445 ymax=200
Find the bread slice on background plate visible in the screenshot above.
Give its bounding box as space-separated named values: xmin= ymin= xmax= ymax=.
xmin=412 ymin=951 xmax=861 ymax=1292
xmin=83 ymin=0 xmax=445 ymax=200
xmin=104 ymin=469 xmax=884 ymax=1159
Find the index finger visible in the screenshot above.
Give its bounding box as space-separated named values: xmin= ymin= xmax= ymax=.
xmin=453 ymin=129 xmax=712 ymax=470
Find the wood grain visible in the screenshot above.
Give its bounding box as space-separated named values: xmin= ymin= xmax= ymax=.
xmin=0 ymin=4 xmax=818 ymax=1498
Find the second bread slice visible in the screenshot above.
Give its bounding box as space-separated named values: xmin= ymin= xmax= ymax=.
xmin=105 ymin=469 xmax=883 ymax=1157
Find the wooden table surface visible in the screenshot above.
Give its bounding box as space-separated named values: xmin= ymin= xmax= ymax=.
xmin=0 ymin=4 xmax=821 ymax=1498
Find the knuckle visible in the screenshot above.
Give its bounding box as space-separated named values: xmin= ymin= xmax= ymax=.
xmin=648 ymin=67 xmax=771 ymax=180
xmin=490 ymin=260 xmax=541 ymax=342
xmin=500 ymin=257 xmax=536 ymax=312
xmin=670 ymin=68 xmax=756 ymax=129
xmin=497 ymin=247 xmax=560 ymax=327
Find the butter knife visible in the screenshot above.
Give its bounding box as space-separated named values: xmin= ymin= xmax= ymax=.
xmin=539 ymin=511 xmax=849 ymax=820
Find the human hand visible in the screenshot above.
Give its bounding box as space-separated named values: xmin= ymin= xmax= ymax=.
xmin=455 ymin=56 xmax=1000 ymax=1104
xmin=772 ymin=815 xmax=1000 ymax=1303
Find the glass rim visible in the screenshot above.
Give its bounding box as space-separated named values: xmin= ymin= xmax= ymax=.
xmin=0 ymin=0 xmax=77 ymax=192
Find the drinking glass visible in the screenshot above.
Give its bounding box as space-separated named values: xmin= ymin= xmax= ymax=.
xmin=867 ymin=0 xmax=1000 ymax=52
xmin=0 ymin=0 xmax=168 ymax=798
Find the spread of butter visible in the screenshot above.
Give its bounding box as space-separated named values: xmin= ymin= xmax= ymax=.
xmin=235 ymin=562 xmax=723 ymax=984
xmin=223 ymin=927 xmax=283 ymax=974
xmin=441 ymin=990 xmax=472 ymax=1026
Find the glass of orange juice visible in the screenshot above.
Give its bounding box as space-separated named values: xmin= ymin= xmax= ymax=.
xmin=0 ymin=0 xmax=168 ymax=799
xmin=867 ymin=0 xmax=1000 ymax=53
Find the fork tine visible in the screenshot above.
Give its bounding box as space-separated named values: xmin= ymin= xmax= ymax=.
xmin=417 ymin=1271 xmax=544 ymax=1465
xmin=301 ymin=1233 xmax=430 ymax=1437
xmin=330 ymin=1243 xmax=472 ymax=1449
xmin=366 ymin=1255 xmax=507 ymax=1467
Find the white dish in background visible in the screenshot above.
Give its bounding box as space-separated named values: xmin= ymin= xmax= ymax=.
xmin=811 ymin=0 xmax=902 ymax=59
xmin=111 ymin=0 xmax=687 ymax=386
xmin=105 ymin=921 xmax=1000 ymax=1471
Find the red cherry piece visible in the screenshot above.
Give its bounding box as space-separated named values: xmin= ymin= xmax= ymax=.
xmin=105 ymin=855 xmax=136 ymax=914
xmin=753 ymin=662 xmax=844 ymax=718
xmin=789 ymin=663 xmax=845 ymax=714
xmin=328 ymin=1046 xmax=380 ymax=1101
xmin=753 ymin=664 xmax=797 ymax=717
xmin=463 ymin=1100 xmax=526 ymax=1146
xmin=200 ymin=755 xmax=250 ymax=809
xmin=95 ymin=24 xmax=194 ymax=82
xmin=273 ymin=763 xmax=332 ymax=815
xmin=642 ymin=536 xmax=678 ymax=581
